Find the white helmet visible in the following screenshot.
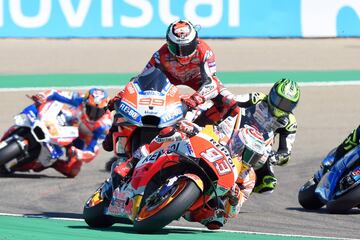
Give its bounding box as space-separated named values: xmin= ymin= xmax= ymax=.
xmin=166 ymin=20 xmax=198 ymax=64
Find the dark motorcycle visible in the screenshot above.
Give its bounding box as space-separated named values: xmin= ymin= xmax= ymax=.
xmin=298 ymin=147 xmax=360 ymax=213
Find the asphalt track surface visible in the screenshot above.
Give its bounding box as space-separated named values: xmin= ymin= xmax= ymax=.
xmin=0 ymin=39 xmax=359 ymax=239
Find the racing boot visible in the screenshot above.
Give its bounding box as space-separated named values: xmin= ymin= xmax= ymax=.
xmin=253 ymin=175 xmax=277 ymax=193
xmin=253 ymin=160 xmax=277 ymax=193
xmin=52 ymin=157 xmax=83 ymax=178
xmin=184 ymin=197 xmax=225 ymax=230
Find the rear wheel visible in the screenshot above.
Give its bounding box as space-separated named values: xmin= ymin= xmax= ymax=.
xmin=298 ymin=178 xmax=325 ymax=210
xmin=133 ymin=177 xmax=201 ymax=233
xmin=326 ymin=184 xmax=360 ymax=213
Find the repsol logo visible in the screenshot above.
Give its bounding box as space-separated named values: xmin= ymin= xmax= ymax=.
xmin=141 ymin=142 xmax=180 ymax=164
xmin=209 ymin=138 xmax=235 ymax=168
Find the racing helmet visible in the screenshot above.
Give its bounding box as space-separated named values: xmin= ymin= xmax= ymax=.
xmin=268 ymin=78 xmax=300 ymax=118
xmin=166 ymin=19 xmax=198 ymax=65
xmin=84 ymin=88 xmax=109 ymax=121
xmin=229 ymin=127 xmax=266 ymax=168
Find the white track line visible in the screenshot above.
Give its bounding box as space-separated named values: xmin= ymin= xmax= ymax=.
xmin=0 ymin=212 xmax=357 ymax=240
xmin=0 ymin=80 xmax=360 ymax=92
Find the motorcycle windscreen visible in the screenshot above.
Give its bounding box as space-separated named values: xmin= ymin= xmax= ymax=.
xmin=135 ymin=68 xmax=170 ymax=92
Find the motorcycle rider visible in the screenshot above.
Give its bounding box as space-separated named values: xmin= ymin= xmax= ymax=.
xmin=30 ymin=88 xmax=112 ymax=177
xmin=193 ymin=78 xmax=301 ymax=193
xmin=108 ymin=78 xmax=299 ymax=229
xmin=332 ymin=126 xmax=360 ymax=162
xmin=111 ymin=119 xmax=256 ymax=230
xmin=102 ymin=19 xmax=223 ymax=162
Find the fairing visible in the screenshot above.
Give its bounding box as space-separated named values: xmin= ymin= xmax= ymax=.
xmin=116 ymin=75 xmax=185 ymax=128
xmin=315 ymin=144 xmax=360 ymax=202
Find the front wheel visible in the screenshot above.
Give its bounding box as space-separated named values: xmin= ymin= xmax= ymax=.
xmin=133 ymin=178 xmax=201 ymax=233
xmin=0 ymin=139 xmax=23 ymax=167
xmin=83 ymin=188 xmax=114 ymax=228
xmin=298 ymin=178 xmax=324 ymax=210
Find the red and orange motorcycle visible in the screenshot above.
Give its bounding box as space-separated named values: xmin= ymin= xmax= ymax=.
xmin=83 ymin=108 xmax=273 ymax=233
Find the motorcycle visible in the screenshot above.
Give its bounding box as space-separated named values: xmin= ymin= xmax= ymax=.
xmin=298 ymin=146 xmax=360 ymax=213
xmin=105 ymin=67 xmax=187 ymax=171
xmin=0 ymin=99 xmax=79 ymax=174
xmin=83 ymin=107 xmax=274 ymax=233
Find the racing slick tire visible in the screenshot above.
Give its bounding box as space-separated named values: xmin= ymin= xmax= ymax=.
xmin=298 ymin=178 xmax=325 ymax=210
xmin=0 ymin=140 xmax=23 ymax=167
xmin=83 ymin=190 xmax=114 ymax=228
xmin=133 ymin=178 xmax=201 ymax=233
xmin=326 ymin=184 xmax=360 ymax=214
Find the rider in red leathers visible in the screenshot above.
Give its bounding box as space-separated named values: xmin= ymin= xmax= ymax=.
xmin=112 ymin=119 xmax=256 ymax=230
xmin=30 ymin=88 xmax=112 ymax=177
xmin=103 ymin=19 xmax=223 ymax=167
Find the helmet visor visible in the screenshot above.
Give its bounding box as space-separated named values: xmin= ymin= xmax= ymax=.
xmin=242 ymin=147 xmax=262 ymax=167
xmin=269 ymin=88 xmax=298 ymax=113
xmin=269 ymin=105 xmax=288 ymax=118
xmin=229 ymin=132 xmax=263 ymax=168
xmin=167 ymin=39 xmax=197 ymax=58
xmin=86 ymin=104 xmax=105 ymax=121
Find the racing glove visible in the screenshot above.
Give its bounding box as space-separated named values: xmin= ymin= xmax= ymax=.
xmin=108 ymin=89 xmax=125 ymax=111
xmin=269 ymin=152 xmax=290 ymax=166
xmin=30 ymin=93 xmax=47 ymax=105
xmin=182 ymin=92 xmax=205 ymax=109
xmin=177 ymin=120 xmax=201 ymax=137
xmin=153 ymin=127 xmax=184 ymax=143
xmin=224 ymin=184 xmax=241 ymax=207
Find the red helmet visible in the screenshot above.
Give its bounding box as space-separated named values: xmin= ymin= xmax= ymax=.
xmin=84 ymin=88 xmax=109 ymax=121
xmin=166 ymin=19 xmax=198 ymax=65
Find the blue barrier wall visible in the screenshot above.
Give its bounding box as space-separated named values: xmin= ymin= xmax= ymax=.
xmin=0 ymin=0 xmax=359 ymax=38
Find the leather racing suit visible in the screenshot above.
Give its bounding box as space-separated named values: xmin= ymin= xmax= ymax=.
xmin=32 ymin=90 xmax=112 ymax=177
xmin=113 ymin=118 xmax=256 ymax=230
xmin=193 ymin=90 xmax=298 ymax=193
xmin=103 ymin=39 xmax=223 ymax=163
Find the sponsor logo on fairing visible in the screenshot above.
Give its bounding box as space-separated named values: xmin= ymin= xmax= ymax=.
xmin=119 ymin=103 xmax=139 ymax=121
xmin=352 ymin=168 xmax=360 ymax=176
xmin=141 ymin=142 xmax=180 ymax=164
xmin=162 ymin=107 xmax=183 ymax=123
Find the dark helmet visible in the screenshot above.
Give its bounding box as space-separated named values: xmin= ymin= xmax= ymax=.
xmin=268 ymin=78 xmax=300 ymax=117
xmin=166 ymin=19 xmax=198 ymax=65
xmin=84 ymin=88 xmax=109 ymax=121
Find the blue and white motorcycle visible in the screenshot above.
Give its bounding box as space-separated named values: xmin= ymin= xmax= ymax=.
xmin=298 ymin=146 xmax=360 ymax=213
xmin=0 ymin=99 xmax=79 ymax=174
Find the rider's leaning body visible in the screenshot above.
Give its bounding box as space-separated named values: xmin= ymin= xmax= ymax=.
xmin=194 ymin=79 xmax=300 ymax=193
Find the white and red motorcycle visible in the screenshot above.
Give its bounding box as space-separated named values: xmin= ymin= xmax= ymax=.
xmin=0 ymin=99 xmax=79 ymax=174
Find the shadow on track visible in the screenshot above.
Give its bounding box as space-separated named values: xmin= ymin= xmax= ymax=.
xmin=68 ymin=225 xmax=212 ymax=235
xmin=286 ymin=207 xmax=360 ymax=215
xmin=23 ymin=212 xmax=83 ymax=219
xmin=0 ymin=173 xmax=66 ymax=179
